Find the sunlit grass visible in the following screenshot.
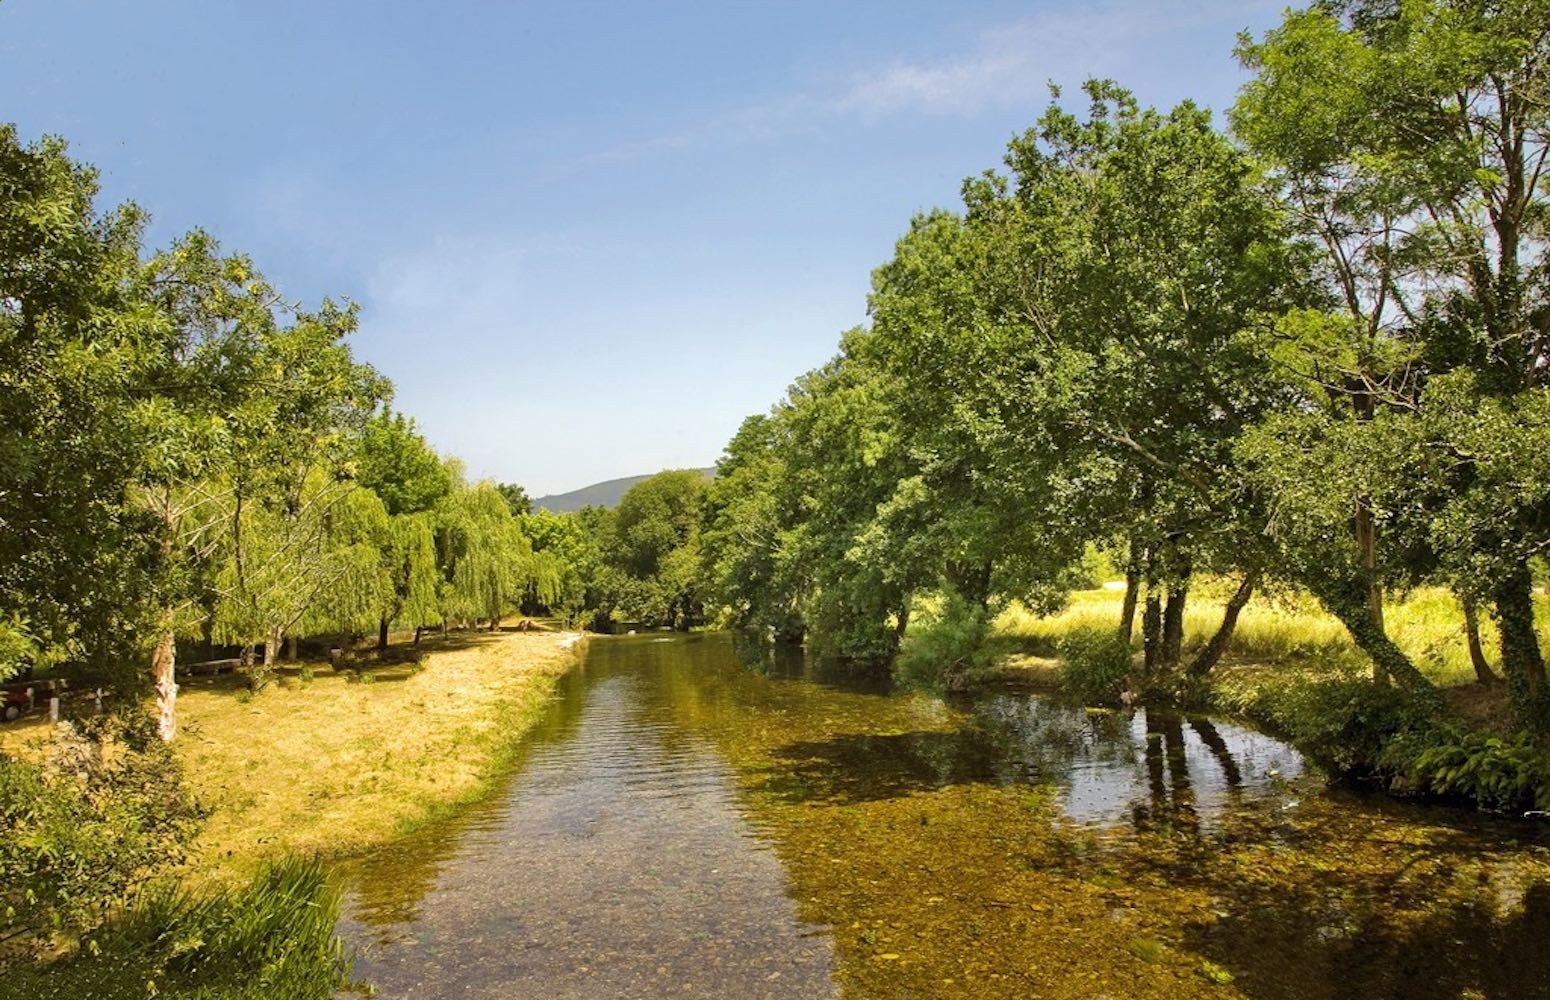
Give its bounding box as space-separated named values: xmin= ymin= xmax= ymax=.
xmin=178 ymin=630 xmax=580 ymax=884
xmin=0 ymin=629 xmax=582 ymax=885
xmin=993 ymin=583 xmax=1525 ymax=689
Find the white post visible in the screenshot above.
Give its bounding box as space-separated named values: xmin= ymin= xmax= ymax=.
xmin=48 ymin=695 xmax=59 ymax=722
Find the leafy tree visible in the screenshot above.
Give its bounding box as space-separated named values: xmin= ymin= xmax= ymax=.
xmin=1236 ymin=0 xmax=1550 ymax=718
xmin=439 ymin=476 xmax=556 ymax=629
xmin=496 ymin=482 xmax=532 ymax=516
xmin=0 ymin=126 xmax=161 ymax=687
xmin=518 ymin=508 xmax=599 ymax=624
xmin=597 ymin=470 xmax=709 ymax=630
xmin=357 ymin=411 xmax=452 ymax=646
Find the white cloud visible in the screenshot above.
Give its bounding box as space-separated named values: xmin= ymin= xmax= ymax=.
xmin=834 ymin=3 xmax=1247 ymax=117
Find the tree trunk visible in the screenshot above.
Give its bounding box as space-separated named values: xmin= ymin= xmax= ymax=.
xmin=1160 ymin=585 xmax=1188 ymax=667
xmin=1118 ymin=563 xmax=1141 ymax=645
xmin=151 ymin=622 xmax=177 ymax=742
xmin=286 ymin=634 xmax=297 ymax=660
xmin=1188 ymin=571 xmax=1259 ymax=677
xmin=1142 ymin=593 xmax=1163 ymax=672
xmin=263 ymin=626 xmax=279 ymax=669
xmin=378 ymin=616 xmax=390 ymax=651
xmin=414 ymin=625 xmax=423 ymax=646
xmin=1316 ymin=577 xmax=1430 ymax=690
xmin=1460 ymin=594 xmax=1498 ymax=684
xmin=1354 ymin=496 xmax=1387 ymax=685
xmin=240 ymin=643 xmax=254 ymax=668
xmin=1492 ymin=562 xmax=1550 ymax=732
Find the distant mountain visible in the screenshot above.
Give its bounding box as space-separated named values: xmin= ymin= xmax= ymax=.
xmin=532 ymin=468 xmax=714 ymax=513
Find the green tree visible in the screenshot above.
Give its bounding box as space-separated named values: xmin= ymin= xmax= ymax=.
xmin=439 ymin=476 xmax=556 ymax=629
xmin=0 ymin=126 xmax=161 ymax=687
xmin=357 ymin=411 xmax=452 ymax=647
xmin=1235 ymin=0 xmax=1550 ymax=715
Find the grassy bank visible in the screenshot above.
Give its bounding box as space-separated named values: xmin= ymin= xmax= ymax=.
xmin=1 ymin=626 xmax=583 ymax=997
xmin=1 ymin=627 xmax=583 ymax=885
xmin=990 ymin=583 xmax=1550 ymax=812
xmin=994 ymin=584 xmax=1505 ymax=689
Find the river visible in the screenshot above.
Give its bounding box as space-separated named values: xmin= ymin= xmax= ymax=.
xmin=337 ymin=633 xmax=1550 ymax=999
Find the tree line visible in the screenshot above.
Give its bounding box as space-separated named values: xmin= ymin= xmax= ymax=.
xmin=0 ymin=127 xmax=559 ymax=740
xmin=691 ymin=0 xmax=1550 ymax=733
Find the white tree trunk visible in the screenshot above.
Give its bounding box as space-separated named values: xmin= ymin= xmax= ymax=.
xmin=152 ymin=624 xmax=177 ymax=741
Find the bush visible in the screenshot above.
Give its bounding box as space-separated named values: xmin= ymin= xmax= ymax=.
xmin=1056 ymin=627 xmax=1132 ymax=704
xmin=10 ymin=857 xmax=352 ymax=999
xmin=895 ymin=592 xmax=996 ymax=691
xmin=1384 ymin=728 xmax=1550 ymax=813
xmin=1216 ymin=672 xmax=1417 ymax=774
xmin=0 ymin=711 xmax=203 ymax=949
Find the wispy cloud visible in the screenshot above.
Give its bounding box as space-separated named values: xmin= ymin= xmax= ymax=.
xmin=831 ymin=1 xmax=1272 ymax=117
xmin=831 ymin=9 xmax=1138 ymax=116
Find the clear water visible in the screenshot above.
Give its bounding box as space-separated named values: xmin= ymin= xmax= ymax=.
xmin=338 ymin=633 xmax=1550 ymax=999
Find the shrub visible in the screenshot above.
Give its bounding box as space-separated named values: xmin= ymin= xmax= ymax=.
xmin=895 ymin=592 xmax=995 ymax=691
xmin=1384 ymin=728 xmax=1550 ymax=813
xmin=0 ymin=711 xmax=203 ymax=948
xmin=1056 ymin=628 xmax=1132 ymax=705
xmin=12 ymin=857 xmax=351 ymax=999
xmin=1218 ymin=673 xmax=1416 ymax=774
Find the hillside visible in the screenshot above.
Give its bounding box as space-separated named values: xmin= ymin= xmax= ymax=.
xmin=533 ymin=468 xmax=713 ymax=512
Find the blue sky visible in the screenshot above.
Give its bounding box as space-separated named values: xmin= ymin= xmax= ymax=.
xmin=1 ymin=1 xmax=1285 ymax=495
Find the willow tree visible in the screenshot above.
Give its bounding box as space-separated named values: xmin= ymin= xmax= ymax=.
xmin=439 ymin=477 xmax=556 ymax=629
xmin=357 ymin=411 xmax=452 ymax=646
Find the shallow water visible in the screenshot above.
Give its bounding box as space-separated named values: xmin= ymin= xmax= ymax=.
xmin=339 ymin=633 xmax=1550 ymax=999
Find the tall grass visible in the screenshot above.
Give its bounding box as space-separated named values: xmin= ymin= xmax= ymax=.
xmin=9 ymin=856 xmax=351 ymax=1000
xmin=995 ymin=583 xmax=1519 ymax=688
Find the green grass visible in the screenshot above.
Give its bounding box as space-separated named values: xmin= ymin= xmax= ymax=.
xmin=7 ymin=857 xmax=351 ymax=1000
xmin=994 ymin=583 xmax=1517 ymax=688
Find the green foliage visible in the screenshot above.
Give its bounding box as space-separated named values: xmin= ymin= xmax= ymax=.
xmin=1216 ymin=670 xmax=1419 ymax=775
xmin=0 ymin=711 xmax=202 ymax=945
xmin=1056 ymin=628 xmax=1133 ymax=705
xmin=1385 ymin=728 xmax=1550 ymax=814
xmin=0 ymin=613 xmax=39 ymax=683
xmin=16 ymin=857 xmax=349 ymax=1000
xmin=895 ymin=592 xmax=996 ymax=691
xmin=592 ymin=470 xmax=708 ymax=630
xmin=496 ymin=482 xmax=531 ymax=516
xmin=519 ymin=508 xmax=600 ymax=621
xmin=356 ymin=411 xmax=451 ymax=518
xmin=0 ymin=125 xmax=161 ymax=685
xmin=439 ymin=477 xmax=554 ymax=625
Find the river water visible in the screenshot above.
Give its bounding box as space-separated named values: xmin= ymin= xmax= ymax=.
xmin=338 ymin=633 xmax=1550 ymax=999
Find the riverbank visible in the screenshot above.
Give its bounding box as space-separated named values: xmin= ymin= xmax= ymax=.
xmin=182 ymin=628 xmax=583 ymax=883
xmin=0 ymin=627 xmax=585 ymax=886
xmin=989 ymin=585 xmax=1550 ymax=814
